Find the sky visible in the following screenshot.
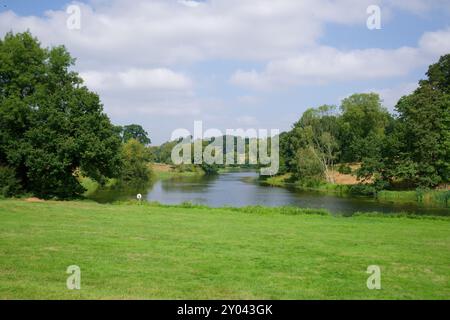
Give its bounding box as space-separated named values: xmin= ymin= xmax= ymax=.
xmin=1 ymin=0 xmax=449 ymax=144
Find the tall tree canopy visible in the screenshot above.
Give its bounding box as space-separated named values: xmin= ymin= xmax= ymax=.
xmin=120 ymin=124 xmax=151 ymax=145
xmin=359 ymin=54 xmax=450 ymax=188
xmin=0 ymin=32 xmax=122 ymax=198
xmin=339 ymin=93 xmax=391 ymax=163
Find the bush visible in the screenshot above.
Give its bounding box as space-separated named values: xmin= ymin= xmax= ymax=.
xmin=0 ymin=166 xmax=21 ymax=197
xmin=337 ymin=164 xmax=352 ymax=175
xmin=349 ymin=184 xmax=377 ymax=196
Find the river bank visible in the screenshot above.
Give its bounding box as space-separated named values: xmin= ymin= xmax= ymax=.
xmin=263 ymin=173 xmax=450 ymax=208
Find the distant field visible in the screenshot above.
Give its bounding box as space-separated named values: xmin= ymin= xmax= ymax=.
xmin=0 ymin=200 xmax=449 ymax=299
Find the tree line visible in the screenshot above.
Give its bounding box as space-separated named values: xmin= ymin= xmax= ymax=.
xmin=279 ymin=54 xmax=449 ymax=192
xmin=1 ymin=32 xmax=448 ymax=199
xmin=0 ymin=32 xmax=153 ymax=199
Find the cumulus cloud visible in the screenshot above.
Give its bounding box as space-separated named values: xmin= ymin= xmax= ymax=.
xmin=2 ymin=0 xmax=443 ymax=67
xmin=419 ymin=28 xmax=450 ymax=57
xmin=231 ymin=28 xmax=450 ymax=89
xmin=0 ymin=0 xmax=449 ymax=142
xmin=376 ymin=82 xmax=418 ymax=111
xmin=80 ymin=68 xmax=192 ymax=91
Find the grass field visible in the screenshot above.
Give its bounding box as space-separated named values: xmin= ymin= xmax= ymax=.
xmin=0 ymin=199 xmax=449 ymax=299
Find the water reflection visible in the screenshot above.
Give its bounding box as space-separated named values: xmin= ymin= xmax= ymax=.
xmin=89 ymin=171 xmax=450 ymax=216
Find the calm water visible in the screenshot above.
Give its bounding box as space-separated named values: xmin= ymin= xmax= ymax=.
xmin=89 ymin=171 xmax=450 ymax=216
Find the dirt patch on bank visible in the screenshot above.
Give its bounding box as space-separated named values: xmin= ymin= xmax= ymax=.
xmin=25 ymin=197 xmax=45 ymax=203
xmin=151 ymin=163 xmax=175 ymax=172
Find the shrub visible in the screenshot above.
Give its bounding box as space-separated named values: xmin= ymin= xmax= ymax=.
xmin=349 ymin=184 xmax=377 ymax=196
xmin=0 ymin=166 xmax=21 ymax=197
xmin=337 ymin=164 xmax=352 ymax=175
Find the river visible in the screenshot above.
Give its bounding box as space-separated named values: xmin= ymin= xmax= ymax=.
xmin=89 ymin=171 xmax=449 ymax=216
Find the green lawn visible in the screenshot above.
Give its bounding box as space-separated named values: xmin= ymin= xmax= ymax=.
xmin=0 ymin=200 xmax=449 ymax=299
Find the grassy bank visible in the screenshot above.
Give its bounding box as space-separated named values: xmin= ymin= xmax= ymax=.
xmin=151 ymin=163 xmax=205 ymax=181
xmin=264 ymin=175 xmax=352 ymax=195
xmin=377 ymin=190 xmax=450 ymax=207
xmin=0 ymin=199 xmax=449 ymax=299
xmin=263 ymin=174 xmax=449 ymax=208
xmin=79 ymin=163 xmax=204 ymax=197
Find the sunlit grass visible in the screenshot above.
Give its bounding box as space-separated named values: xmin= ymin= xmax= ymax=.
xmin=0 ymin=199 xmax=449 ymax=299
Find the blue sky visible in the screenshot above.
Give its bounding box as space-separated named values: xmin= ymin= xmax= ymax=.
xmin=1 ymin=0 xmax=449 ymax=144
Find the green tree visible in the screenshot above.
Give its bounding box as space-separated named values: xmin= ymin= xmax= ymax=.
xmin=339 ymin=93 xmax=391 ymax=162
xmin=120 ymin=124 xmax=151 ymax=145
xmin=120 ymin=139 xmax=152 ymax=185
xmin=359 ymin=54 xmax=450 ymax=188
xmin=290 ymin=105 xmax=340 ymax=183
xmin=294 ymin=146 xmax=324 ymax=183
xmin=0 ymin=32 xmax=122 ymax=198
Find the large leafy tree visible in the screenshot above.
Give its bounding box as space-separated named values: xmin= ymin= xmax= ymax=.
xmin=288 ymin=105 xmax=340 ymax=182
xmin=120 ymin=139 xmax=152 ymax=185
xmin=339 ymin=93 xmax=391 ymax=162
xmin=0 ymin=32 xmax=122 ymax=198
xmin=359 ymin=54 xmax=450 ymax=188
xmin=120 ymin=124 xmax=151 ymax=145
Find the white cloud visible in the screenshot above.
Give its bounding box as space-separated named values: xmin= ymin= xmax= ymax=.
xmin=81 ymin=68 xmax=192 ymax=91
xmin=231 ymin=46 xmax=423 ymax=89
xmin=231 ymin=27 xmax=450 ymax=89
xmin=364 ymin=82 xmax=418 ymax=111
xmin=1 ymin=0 xmax=449 ymax=142
xmin=419 ymin=28 xmax=450 ymax=57
xmin=2 ymin=0 xmax=443 ymax=67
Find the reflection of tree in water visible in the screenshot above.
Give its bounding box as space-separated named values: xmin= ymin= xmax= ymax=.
xmin=160 ymin=175 xmax=218 ymax=193
xmin=89 ymin=180 xmax=157 ymax=204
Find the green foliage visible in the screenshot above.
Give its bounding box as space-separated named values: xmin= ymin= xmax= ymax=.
xmin=339 ymin=93 xmax=391 ymax=162
xmin=288 ymin=105 xmax=340 ymax=183
xmin=359 ymin=54 xmax=450 ymax=188
xmin=150 ymin=139 xmax=180 ymax=164
xmin=279 ymin=55 xmax=449 ymax=190
xmin=120 ymin=139 xmax=152 ymax=185
xmin=294 ymin=146 xmax=324 ymax=181
xmin=337 ymin=164 xmax=352 ymax=175
xmin=0 ymin=166 xmax=21 ymax=197
xmin=120 ymin=124 xmax=151 ymax=145
xmin=420 ymin=54 xmax=450 ymax=94
xmin=349 ymin=184 xmax=377 ymax=197
xmin=200 ymin=163 xmax=219 ymax=175
xmin=0 ymin=32 xmax=122 ymax=198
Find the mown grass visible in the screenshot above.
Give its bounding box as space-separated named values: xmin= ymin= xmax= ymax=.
xmin=0 ymin=199 xmax=449 ymax=300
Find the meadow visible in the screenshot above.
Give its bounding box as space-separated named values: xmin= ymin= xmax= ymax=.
xmin=0 ymin=199 xmax=449 ymax=299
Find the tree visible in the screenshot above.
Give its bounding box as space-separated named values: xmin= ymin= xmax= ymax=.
xmin=420 ymin=54 xmax=450 ymax=94
xmin=390 ymin=84 xmax=449 ymax=186
xmin=0 ymin=32 xmax=122 ymax=198
xmin=339 ymin=93 xmax=391 ymax=162
xmin=294 ymin=146 xmax=324 ymax=183
xmin=359 ymin=54 xmax=450 ymax=188
xmin=120 ymin=124 xmax=151 ymax=145
xmin=120 ymin=139 xmax=152 ymax=185
xmin=291 ymin=105 xmax=340 ymax=183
